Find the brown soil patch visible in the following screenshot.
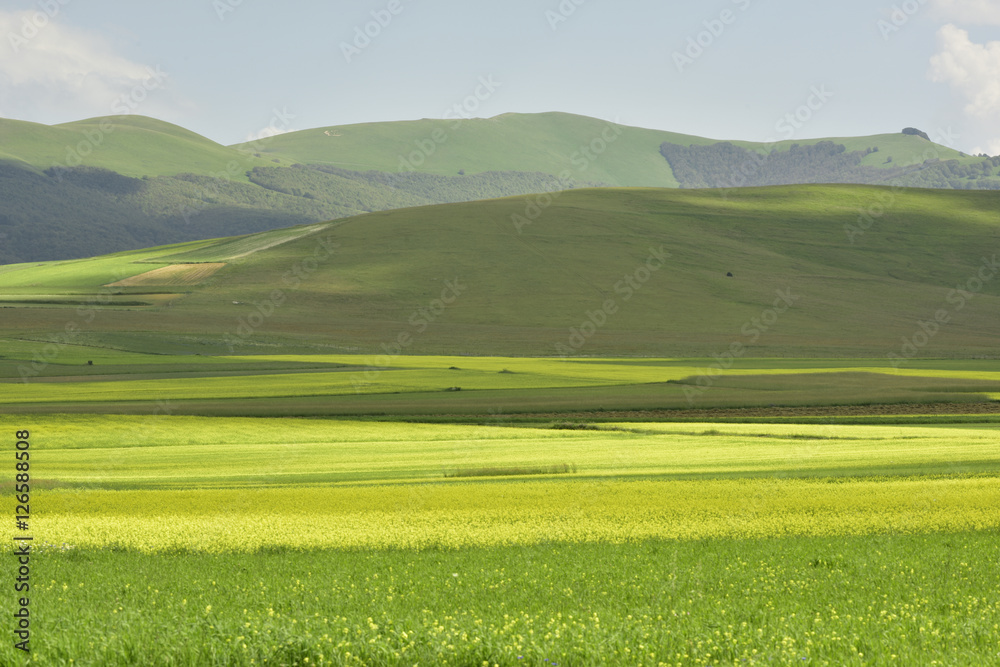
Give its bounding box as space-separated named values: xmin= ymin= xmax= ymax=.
xmin=107 ymin=263 xmax=226 ymax=287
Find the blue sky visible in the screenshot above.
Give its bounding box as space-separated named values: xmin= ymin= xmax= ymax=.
xmin=1 ymin=0 xmax=998 ymax=153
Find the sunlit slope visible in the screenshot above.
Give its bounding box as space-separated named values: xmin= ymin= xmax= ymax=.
xmin=234 ymin=112 xmax=686 ymax=187
xmin=237 ymin=112 xmax=968 ymax=187
xmin=0 ymin=115 xmax=278 ymax=178
xmin=1 ymin=185 xmax=998 ymax=356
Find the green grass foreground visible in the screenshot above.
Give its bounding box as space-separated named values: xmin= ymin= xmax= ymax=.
xmin=3 ymin=352 xmax=1000 ymax=664
xmin=5 ymin=533 xmax=998 ymax=666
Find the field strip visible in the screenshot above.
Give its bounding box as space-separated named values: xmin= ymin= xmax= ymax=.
xmin=223 ymin=225 xmax=331 ymax=259
xmin=16 ymin=476 xmax=1000 ymax=552
xmin=17 ymin=415 xmax=1000 ymax=487
xmin=228 ymin=355 xmax=1000 ymax=383
xmin=0 ymin=369 xmax=622 ymax=403
xmin=105 ymin=263 xmax=226 ymax=287
xmin=153 ymin=222 xmax=334 ymax=262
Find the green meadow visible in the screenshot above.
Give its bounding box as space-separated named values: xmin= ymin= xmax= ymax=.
xmin=2 ymin=404 xmax=1000 ymax=665
xmin=2 ymin=185 xmax=999 ymax=357
xmin=2 ymin=183 xmax=1000 ymax=664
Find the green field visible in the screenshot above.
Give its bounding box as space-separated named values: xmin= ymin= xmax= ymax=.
xmin=3 ymin=357 xmax=1000 ymax=665
xmin=4 ymin=181 xmax=1000 ymax=664
xmin=3 ymin=402 xmax=1000 ymax=665
xmin=3 ymin=349 xmax=999 ymax=665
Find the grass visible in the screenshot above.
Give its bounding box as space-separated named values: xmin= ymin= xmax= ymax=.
xmin=1 ymin=185 xmax=998 ymax=357
xmin=4 ymin=414 xmax=999 ymax=488
xmin=443 ymin=463 xmax=578 ymax=478
xmin=0 ymin=115 xmax=280 ymax=179
xmin=14 ymin=475 xmax=1000 ymax=552
xmin=4 ymin=353 xmax=1000 ymax=417
xmin=4 ymin=375 xmax=999 ymax=663
xmin=3 ymin=531 xmax=998 ymax=665
xmin=238 ymin=111 xmax=968 ymax=186
xmin=4 ymin=132 xmax=1000 ymax=664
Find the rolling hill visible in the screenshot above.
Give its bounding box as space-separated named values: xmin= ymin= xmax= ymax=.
xmin=1 ymin=184 xmax=998 ymax=359
xmin=0 ymin=115 xmax=282 ymax=179
xmin=237 ymin=111 xmax=978 ymax=188
xmin=2 ymin=111 xmax=997 ymax=264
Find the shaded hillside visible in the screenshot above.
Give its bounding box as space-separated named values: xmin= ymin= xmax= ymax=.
xmin=662 ymin=141 xmax=1000 ymax=190
xmin=0 ymin=161 xmax=330 ymax=264
xmin=0 ymin=160 xmax=596 ymax=264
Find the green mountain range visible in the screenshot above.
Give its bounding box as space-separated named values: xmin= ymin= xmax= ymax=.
xmin=1 ymin=112 xmax=997 ymax=264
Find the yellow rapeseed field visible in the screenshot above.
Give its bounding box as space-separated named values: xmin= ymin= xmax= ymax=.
xmin=23 ymin=475 xmax=1000 ymax=553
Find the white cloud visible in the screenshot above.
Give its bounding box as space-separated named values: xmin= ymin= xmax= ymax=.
xmin=969 ymin=139 xmax=1000 ymax=156
xmin=0 ymin=11 xmax=172 ymax=121
xmin=930 ymin=0 xmax=1000 ymax=26
xmin=929 ymin=24 xmax=1000 ymax=118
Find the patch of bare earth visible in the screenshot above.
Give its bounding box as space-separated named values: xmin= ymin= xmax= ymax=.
xmin=107 ymin=263 xmax=227 ymax=287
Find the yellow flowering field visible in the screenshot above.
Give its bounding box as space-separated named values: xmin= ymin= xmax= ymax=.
xmin=17 ymin=475 xmax=1000 ymax=553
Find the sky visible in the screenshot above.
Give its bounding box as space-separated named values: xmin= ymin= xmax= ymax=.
xmin=0 ymin=0 xmax=998 ymax=154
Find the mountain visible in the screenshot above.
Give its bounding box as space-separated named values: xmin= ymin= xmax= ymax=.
xmin=1 ymin=111 xmax=995 ymax=264
xmin=237 ymin=111 xmax=980 ymax=188
xmin=2 ymin=185 xmax=998 ymax=358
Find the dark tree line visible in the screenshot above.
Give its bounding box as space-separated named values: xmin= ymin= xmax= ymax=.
xmin=0 ymin=161 xmax=598 ymax=264
xmin=659 ymin=141 xmax=1000 ymax=191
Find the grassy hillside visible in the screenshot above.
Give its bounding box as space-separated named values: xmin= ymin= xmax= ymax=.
xmin=238 ymin=112 xmax=971 ymax=187
xmin=738 ymin=132 xmax=967 ymax=167
xmin=236 ymin=112 xmax=687 ymax=187
xmin=2 ymin=112 xmax=993 ymax=263
xmin=1 ymin=184 xmax=998 ymax=358
xmin=0 ymin=160 xmax=336 ymax=264
xmin=0 ymin=157 xmax=589 ymax=264
xmin=0 ymin=115 xmax=283 ymax=179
